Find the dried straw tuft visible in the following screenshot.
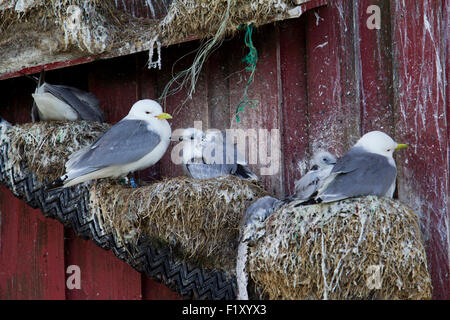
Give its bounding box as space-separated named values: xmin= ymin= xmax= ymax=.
xmin=1 ymin=121 xmax=109 ymax=182
xmin=90 ymin=175 xmax=268 ymax=272
xmin=248 ymin=196 xmax=432 ymax=300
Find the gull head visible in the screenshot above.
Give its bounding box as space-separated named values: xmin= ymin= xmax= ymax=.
xmin=128 ymin=99 xmax=172 ymax=121
xmin=312 ymin=151 xmax=337 ymax=168
xmin=355 ymin=131 xmax=407 ymax=158
xmin=177 ymin=127 xmax=205 ymax=163
xmin=178 ymin=127 xmax=205 ymax=142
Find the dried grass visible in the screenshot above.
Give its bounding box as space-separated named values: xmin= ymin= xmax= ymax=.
xmin=159 ymin=0 xmax=290 ymax=44
xmin=1 ymin=0 xmax=293 ymax=55
xmin=90 ymin=175 xmax=268 ymax=272
xmin=0 ymin=0 xmax=159 ymax=55
xmin=0 ymin=121 xmax=109 ymax=181
xmin=248 ymin=196 xmax=432 ymax=300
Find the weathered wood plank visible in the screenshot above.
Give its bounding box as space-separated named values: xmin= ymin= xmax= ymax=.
xmin=390 ymin=0 xmax=449 ymax=299
xmin=0 ymin=1 xmax=327 ymax=81
xmin=64 ymin=229 xmax=142 ymax=299
xmin=305 ymin=1 xmax=361 ymax=159
xmin=156 ymin=41 xmax=209 ymax=179
xmin=279 ymin=17 xmax=309 ymax=196
xmin=88 ymin=55 xmax=138 ymax=123
xmin=357 ymin=0 xmax=394 ymax=135
xmin=142 ymin=277 xmax=182 ymax=300
xmin=206 ymin=41 xmax=232 ymax=131
xmin=228 ymin=24 xmax=283 ymax=196
xmin=0 ymin=186 xmax=66 ymax=299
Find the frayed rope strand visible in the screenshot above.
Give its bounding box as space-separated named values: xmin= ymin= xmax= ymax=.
xmin=235 ymin=24 xmax=259 ymax=123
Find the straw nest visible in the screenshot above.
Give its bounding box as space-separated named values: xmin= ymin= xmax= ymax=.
xmin=0 ymin=121 xmax=110 ymax=182
xmin=247 ymin=196 xmax=432 ymax=300
xmin=160 ymin=0 xmax=294 ymax=44
xmin=0 ymin=0 xmax=297 ymax=56
xmin=90 ymin=176 xmax=268 ymax=273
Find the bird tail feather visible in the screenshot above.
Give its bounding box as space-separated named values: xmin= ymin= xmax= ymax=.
xmin=235 ymin=164 xmax=258 ymax=180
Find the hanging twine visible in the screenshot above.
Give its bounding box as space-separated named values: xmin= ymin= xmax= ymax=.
xmin=235 ymin=24 xmax=259 ymax=123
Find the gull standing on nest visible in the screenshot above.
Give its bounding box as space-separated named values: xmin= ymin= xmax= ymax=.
xmin=49 ymin=99 xmax=172 ymax=188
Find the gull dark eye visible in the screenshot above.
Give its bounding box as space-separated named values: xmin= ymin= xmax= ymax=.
xmin=145 ymin=111 xmax=150 ymax=114
xmin=179 ymin=137 xmax=183 ymax=141
xmin=191 ymin=136 xmax=194 ymax=140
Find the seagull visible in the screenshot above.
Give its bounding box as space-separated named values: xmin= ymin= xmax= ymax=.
xmin=176 ymin=127 xmax=206 ymax=177
xmin=239 ymin=153 xmax=336 ymax=239
xmin=177 ymin=128 xmax=258 ymax=180
xmin=49 ymin=99 xmax=172 ymax=188
xmin=302 ymin=131 xmax=407 ymax=204
xmin=25 ymin=70 xmax=105 ymax=122
xmin=289 ymin=151 xmax=336 ymax=201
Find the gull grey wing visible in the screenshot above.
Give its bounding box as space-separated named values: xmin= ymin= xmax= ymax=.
xmin=293 ymin=170 xmax=321 ymax=200
xmin=42 ymin=83 xmax=101 ymax=121
xmin=294 ymin=165 xmax=334 ymax=200
xmin=240 ymin=196 xmax=283 ymax=242
xmin=185 ymin=162 xmax=235 ymax=179
xmin=227 ymin=133 xmax=257 ymax=179
xmin=318 ymin=150 xmax=397 ymax=203
xmin=70 ymin=120 xmax=161 ymax=171
xmin=242 ymin=196 xmax=278 ymax=226
xmin=220 ymin=133 xmax=256 ymax=179
xmin=57 ymin=85 xmax=105 ymax=122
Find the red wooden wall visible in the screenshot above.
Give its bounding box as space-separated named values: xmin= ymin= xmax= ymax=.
xmin=0 ymin=0 xmax=448 ymax=299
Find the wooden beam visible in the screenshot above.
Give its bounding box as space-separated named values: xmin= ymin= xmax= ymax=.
xmin=390 ymin=0 xmax=449 ymax=299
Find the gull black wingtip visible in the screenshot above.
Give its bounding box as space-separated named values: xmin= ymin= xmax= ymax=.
xmin=294 ymin=197 xmax=322 ymax=207
xmin=45 ymin=177 xmax=65 ymax=191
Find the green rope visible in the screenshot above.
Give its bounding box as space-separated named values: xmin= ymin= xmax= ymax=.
xmin=235 ymin=24 xmax=259 ymax=122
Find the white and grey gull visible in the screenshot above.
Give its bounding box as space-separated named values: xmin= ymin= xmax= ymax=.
xmin=49 ymin=99 xmax=172 ymax=188
xmin=302 ymin=131 xmax=407 ymax=204
xmin=25 ymin=70 xmax=105 ymax=122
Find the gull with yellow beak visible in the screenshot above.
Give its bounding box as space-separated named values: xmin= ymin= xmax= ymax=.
xmin=302 ymin=131 xmax=408 ymax=204
xmin=49 ymin=99 xmax=172 ymax=188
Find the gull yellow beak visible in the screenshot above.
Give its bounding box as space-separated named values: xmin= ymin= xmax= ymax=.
xmin=395 ymin=143 xmax=408 ymax=150
xmin=156 ymin=112 xmax=173 ymax=120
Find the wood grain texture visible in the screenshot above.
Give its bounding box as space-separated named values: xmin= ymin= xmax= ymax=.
xmin=156 ymin=41 xmax=209 ymax=179
xmin=279 ymin=17 xmax=309 ymax=196
xmin=88 ymin=55 xmax=138 ymax=123
xmin=357 ymin=0 xmax=395 ymax=135
xmin=305 ymin=1 xmax=361 ymax=158
xmin=64 ymin=229 xmax=142 ymax=300
xmin=0 ymin=186 xmax=65 ymax=299
xmin=390 ymin=0 xmax=448 ymax=299
xmin=228 ymin=24 xmax=283 ymax=196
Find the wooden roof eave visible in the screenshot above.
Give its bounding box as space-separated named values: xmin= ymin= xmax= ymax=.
xmin=0 ymin=0 xmax=327 ymax=80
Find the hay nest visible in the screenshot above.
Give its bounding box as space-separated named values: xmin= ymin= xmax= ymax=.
xmin=90 ymin=176 xmax=268 ymax=273
xmin=0 ymin=121 xmax=110 ymax=182
xmin=160 ymin=0 xmax=295 ymax=45
xmin=0 ymin=0 xmax=299 ymax=56
xmin=247 ymin=196 xmax=432 ymax=299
